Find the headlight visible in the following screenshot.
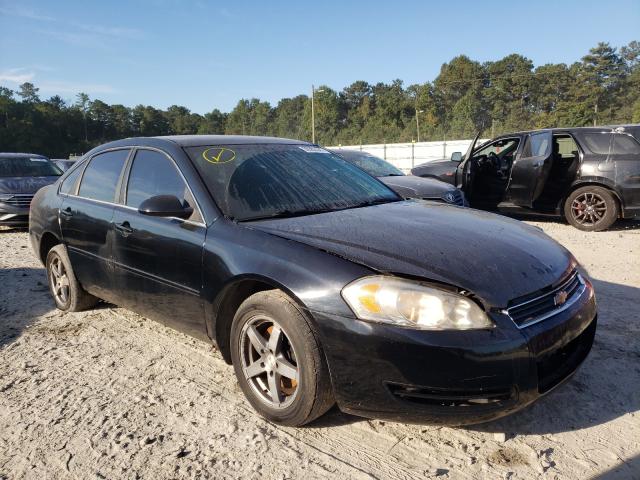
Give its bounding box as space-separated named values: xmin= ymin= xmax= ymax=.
xmin=342 ymin=276 xmax=493 ymax=330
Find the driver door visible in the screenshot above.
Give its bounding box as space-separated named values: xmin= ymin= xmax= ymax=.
xmin=506 ymin=130 xmax=553 ymax=207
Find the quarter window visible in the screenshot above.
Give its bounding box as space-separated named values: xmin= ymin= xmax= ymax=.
xmin=59 ymin=166 xmax=82 ymax=195
xmin=78 ymin=150 xmax=129 ymax=202
xmin=611 ymin=134 xmax=640 ymax=156
xmin=126 ymin=149 xmax=202 ymax=223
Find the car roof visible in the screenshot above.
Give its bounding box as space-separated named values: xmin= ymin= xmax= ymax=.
xmin=157 ymin=135 xmax=310 ymax=147
xmin=493 ymin=124 xmax=640 ymax=138
xmin=0 ymin=152 xmax=49 ymax=159
xmin=85 ymin=135 xmax=313 ymax=154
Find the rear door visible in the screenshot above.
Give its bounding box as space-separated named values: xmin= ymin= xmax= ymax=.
xmin=455 ymin=132 xmax=480 ymax=189
xmin=507 ymin=130 xmax=553 ymax=207
xmin=59 ymin=149 xmax=130 ymax=301
xmin=611 ymin=132 xmax=640 ymax=207
xmin=111 ymin=148 xmax=208 ymax=340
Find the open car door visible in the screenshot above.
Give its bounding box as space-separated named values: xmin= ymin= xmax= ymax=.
xmin=506 ymin=130 xmax=553 ymax=207
xmin=455 ymin=132 xmax=481 ymax=190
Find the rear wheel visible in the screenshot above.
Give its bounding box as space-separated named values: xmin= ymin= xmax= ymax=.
xmin=46 ymin=245 xmax=98 ymax=311
xmin=230 ymin=290 xmax=334 ymax=426
xmin=564 ymin=186 xmax=618 ymax=232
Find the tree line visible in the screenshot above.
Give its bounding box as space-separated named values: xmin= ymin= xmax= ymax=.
xmin=1 ymin=41 xmax=638 ymax=158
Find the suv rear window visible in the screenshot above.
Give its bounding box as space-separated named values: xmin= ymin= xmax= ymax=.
xmin=78 ymin=149 xmax=129 ymax=203
xmin=612 ymin=134 xmax=640 ymax=155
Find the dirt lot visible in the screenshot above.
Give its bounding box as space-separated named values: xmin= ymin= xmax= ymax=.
xmin=1 ymin=219 xmax=639 ymax=480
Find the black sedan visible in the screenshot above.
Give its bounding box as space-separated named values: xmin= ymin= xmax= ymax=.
xmin=29 ymin=136 xmax=596 ymax=426
xmin=0 ymin=153 xmax=62 ymax=226
xmin=329 ymin=148 xmax=466 ymax=206
xmin=411 ymin=125 xmax=640 ymax=231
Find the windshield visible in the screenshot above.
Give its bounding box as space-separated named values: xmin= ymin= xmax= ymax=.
xmin=333 ymin=150 xmax=404 ymax=177
xmin=186 ymin=144 xmax=400 ymax=221
xmin=0 ymin=156 xmax=62 ymax=177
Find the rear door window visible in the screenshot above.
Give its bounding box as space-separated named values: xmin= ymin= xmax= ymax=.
xmin=78 ymin=149 xmax=129 ymax=202
xmin=125 ymin=149 xmax=202 ymax=222
xmin=581 ymin=133 xmax=613 ymax=155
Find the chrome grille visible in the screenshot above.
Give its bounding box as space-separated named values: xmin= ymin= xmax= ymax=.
xmin=503 ymin=271 xmax=585 ymax=328
xmin=1 ymin=194 xmax=34 ymax=208
xmin=425 ymin=190 xmax=465 ymax=206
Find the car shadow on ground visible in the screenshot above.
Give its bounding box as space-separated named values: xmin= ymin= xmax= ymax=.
xmin=0 ymin=267 xmax=53 ymax=349
xmin=0 ymin=226 xmax=29 ymax=234
xmin=593 ymin=453 xmax=640 ymax=479
xmin=469 ymin=278 xmax=639 ymax=436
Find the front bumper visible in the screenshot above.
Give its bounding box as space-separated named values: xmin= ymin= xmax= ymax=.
xmin=0 ymin=204 xmax=30 ymax=225
xmin=312 ymin=281 xmax=596 ymax=425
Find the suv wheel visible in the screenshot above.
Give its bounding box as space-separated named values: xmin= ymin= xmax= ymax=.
xmin=230 ymin=290 xmax=334 ymax=426
xmin=46 ymin=245 xmax=98 ymax=311
xmin=564 ymin=186 xmax=618 ymax=232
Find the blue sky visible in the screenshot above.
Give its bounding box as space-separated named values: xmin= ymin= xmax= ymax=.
xmin=1 ymin=0 xmax=638 ymax=114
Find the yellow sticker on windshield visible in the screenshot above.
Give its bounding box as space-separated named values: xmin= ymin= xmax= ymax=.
xmin=203 ymin=147 xmax=236 ymax=164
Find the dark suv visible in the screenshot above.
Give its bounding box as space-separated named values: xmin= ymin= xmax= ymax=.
xmin=411 ymin=125 xmax=640 ymax=231
xmin=30 ymin=136 xmax=596 ymax=427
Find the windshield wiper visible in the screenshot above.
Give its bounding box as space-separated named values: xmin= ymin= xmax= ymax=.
xmin=237 ymin=208 xmax=335 ymax=222
xmin=352 ymin=197 xmax=400 ymax=209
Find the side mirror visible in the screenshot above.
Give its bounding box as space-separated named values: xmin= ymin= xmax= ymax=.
xmin=451 ymin=152 xmax=463 ymax=162
xmin=138 ymin=194 xmax=193 ymax=219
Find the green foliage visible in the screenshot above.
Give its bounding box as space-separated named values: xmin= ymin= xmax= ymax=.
xmin=0 ymin=41 xmax=637 ymax=157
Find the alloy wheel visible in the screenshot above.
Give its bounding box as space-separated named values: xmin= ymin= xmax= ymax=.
xmin=571 ymin=192 xmax=607 ymax=227
xmin=239 ymin=315 xmax=300 ymax=409
xmin=49 ymin=255 xmax=70 ymax=305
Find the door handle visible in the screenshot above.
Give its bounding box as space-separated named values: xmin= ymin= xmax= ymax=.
xmin=114 ymin=221 xmax=133 ymax=237
xmin=60 ymin=207 xmax=73 ymax=218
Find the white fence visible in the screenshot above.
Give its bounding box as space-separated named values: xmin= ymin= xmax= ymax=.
xmin=329 ymin=139 xmax=487 ymax=172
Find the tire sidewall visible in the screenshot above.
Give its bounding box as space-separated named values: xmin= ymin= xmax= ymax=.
xmin=230 ymin=293 xmax=321 ymax=425
xmin=564 ymin=186 xmax=618 ymax=232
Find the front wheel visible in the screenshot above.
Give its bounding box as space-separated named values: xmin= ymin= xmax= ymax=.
xmin=230 ymin=290 xmax=334 ymax=426
xmin=564 ymin=186 xmax=618 ymax=232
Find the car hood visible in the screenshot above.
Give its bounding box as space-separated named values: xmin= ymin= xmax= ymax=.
xmin=411 ymin=158 xmax=452 ymax=173
xmin=378 ymin=175 xmax=455 ymax=198
xmin=245 ymin=200 xmax=574 ymax=308
xmin=0 ymin=176 xmax=60 ymax=194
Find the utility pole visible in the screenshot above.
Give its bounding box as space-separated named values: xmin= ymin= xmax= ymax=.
xmin=594 ymin=102 xmax=598 ymax=127
xmin=415 ymin=109 xmax=423 ymax=143
xmin=311 ymin=84 xmax=316 ymax=144
xmin=311 ymin=85 xmax=326 ymax=144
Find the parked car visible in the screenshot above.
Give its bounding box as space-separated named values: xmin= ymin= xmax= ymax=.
xmin=52 ymin=159 xmax=77 ymax=172
xmin=411 ymin=125 xmax=640 ymax=231
xmin=30 ymin=136 xmax=596 ymax=427
xmin=0 ymin=153 xmax=62 ymax=226
xmin=329 ymin=148 xmax=467 ymax=206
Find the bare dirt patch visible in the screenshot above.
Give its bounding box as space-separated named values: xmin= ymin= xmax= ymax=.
xmin=1 ymin=219 xmax=639 ymax=479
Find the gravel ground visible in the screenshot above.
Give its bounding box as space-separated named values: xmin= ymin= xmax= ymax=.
xmin=0 ymin=218 xmax=639 ymax=480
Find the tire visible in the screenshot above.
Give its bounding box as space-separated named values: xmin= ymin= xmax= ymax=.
xmin=230 ymin=290 xmax=334 ymax=426
xmin=46 ymin=244 xmax=99 ymax=312
xmin=564 ymin=186 xmax=618 ymax=232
